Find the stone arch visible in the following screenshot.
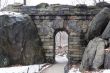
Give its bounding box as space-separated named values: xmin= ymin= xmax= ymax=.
xmin=33 ymin=15 xmax=83 ymax=64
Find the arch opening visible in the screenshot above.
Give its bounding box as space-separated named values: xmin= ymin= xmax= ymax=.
xmin=54 ymin=30 xmax=68 ymax=63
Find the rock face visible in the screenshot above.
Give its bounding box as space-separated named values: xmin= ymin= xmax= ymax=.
xmin=79 ymin=37 xmax=107 ymax=71
xmin=96 ymin=2 xmax=110 ymax=7
xmin=104 ymin=48 xmax=110 ymax=69
xmin=85 ymin=7 xmax=110 ymax=41
xmin=36 ymin=3 xmax=49 ymax=8
xmin=102 ymin=21 xmax=110 ymax=39
xmin=0 ymin=12 xmax=45 ymax=66
xmin=0 ymin=55 xmax=9 ymax=67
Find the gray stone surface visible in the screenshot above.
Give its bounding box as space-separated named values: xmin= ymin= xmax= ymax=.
xmin=68 ymin=20 xmax=81 ymax=33
xmin=52 ymin=16 xmax=64 ymax=29
xmin=0 ymin=55 xmax=9 ymax=67
xmin=79 ymin=37 xmax=107 ymax=71
xmin=0 ymin=12 xmax=45 ymax=66
xmin=102 ymin=21 xmax=110 ymax=39
xmin=104 ymin=48 xmax=110 ymax=69
xmin=85 ymin=7 xmax=110 ymax=41
xmin=36 ymin=3 xmax=49 ymax=9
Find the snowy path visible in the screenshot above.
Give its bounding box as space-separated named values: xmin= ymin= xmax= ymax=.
xmin=41 ymin=63 xmax=66 ymax=73
xmin=40 ymin=54 xmax=68 ymax=73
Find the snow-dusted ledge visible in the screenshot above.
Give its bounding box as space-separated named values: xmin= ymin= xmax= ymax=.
xmin=0 ymin=64 xmax=50 ymax=73
xmin=0 ymin=11 xmax=25 ymax=17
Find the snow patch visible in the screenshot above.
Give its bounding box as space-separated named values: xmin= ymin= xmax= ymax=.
xmin=68 ymin=66 xmax=81 ymax=73
xmin=0 ymin=64 xmax=50 ymax=73
xmin=55 ymin=54 xmax=68 ymax=63
xmin=0 ymin=11 xmax=24 ymax=17
xmin=0 ymin=11 xmax=29 ymax=22
xmin=68 ymin=66 xmax=110 ymax=73
xmin=103 ymin=70 xmax=110 ymax=73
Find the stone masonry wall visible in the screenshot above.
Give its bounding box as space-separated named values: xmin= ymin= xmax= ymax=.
xmin=31 ymin=15 xmax=90 ymax=63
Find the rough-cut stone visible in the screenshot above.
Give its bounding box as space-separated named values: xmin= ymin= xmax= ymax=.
xmin=104 ymin=48 xmax=110 ymax=69
xmin=36 ymin=3 xmax=49 ymax=9
xmin=85 ymin=7 xmax=110 ymax=41
xmin=52 ymin=16 xmax=64 ymax=29
xmin=101 ymin=21 xmax=110 ymax=39
xmin=0 ymin=12 xmax=45 ymax=66
xmin=79 ymin=37 xmax=107 ymax=71
xmin=68 ymin=20 xmax=81 ymax=33
xmin=0 ymin=55 xmax=9 ymax=67
xmin=96 ymin=2 xmax=110 ymax=7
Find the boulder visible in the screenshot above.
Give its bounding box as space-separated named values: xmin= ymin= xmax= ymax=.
xmin=85 ymin=7 xmax=110 ymax=41
xmin=101 ymin=21 xmax=110 ymax=39
xmin=96 ymin=2 xmax=110 ymax=8
xmin=0 ymin=12 xmax=45 ymax=66
xmin=79 ymin=37 xmax=107 ymax=71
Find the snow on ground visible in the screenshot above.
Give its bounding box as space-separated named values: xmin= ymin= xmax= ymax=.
xmin=0 ymin=64 xmax=50 ymax=73
xmin=55 ymin=54 xmax=68 ymax=63
xmin=68 ymin=65 xmax=110 ymax=73
xmin=68 ymin=65 xmax=81 ymax=73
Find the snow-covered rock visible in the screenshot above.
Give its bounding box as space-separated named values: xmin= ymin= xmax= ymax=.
xmin=0 ymin=11 xmax=25 ymax=17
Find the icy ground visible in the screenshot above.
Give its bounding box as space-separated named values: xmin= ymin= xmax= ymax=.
xmin=0 ymin=64 xmax=50 ymax=73
xmin=68 ymin=65 xmax=110 ymax=73
xmin=55 ymin=54 xmax=68 ymax=63
xmin=40 ymin=54 xmax=68 ymax=73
